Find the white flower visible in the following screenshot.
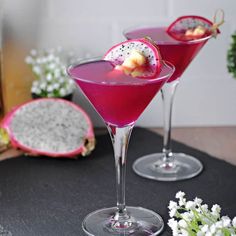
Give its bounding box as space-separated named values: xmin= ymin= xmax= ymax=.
xmin=215 ymin=231 xmax=224 ymax=236
xmin=215 ymin=220 xmax=223 ymax=229
xmin=168 ymin=218 xmax=178 ymax=234
xmin=46 ymin=74 xmax=52 ymax=81
xmin=54 ymin=68 xmax=61 ymax=78
xmin=185 ymin=201 xmax=195 ymax=210
xmin=210 ymin=224 xmax=217 ymax=233
xmin=39 ymin=82 xmax=47 ymax=90
xmin=169 ymin=208 xmax=177 ymax=217
xmin=201 ymin=224 xmax=209 ymax=233
xmin=48 ymin=63 xmax=56 ymax=70
xmin=25 ymin=56 xmax=34 ymax=64
xmin=53 ymin=83 xmax=60 ymax=90
xmin=178 ymin=219 xmax=188 ymax=228
xmin=181 ymin=212 xmax=194 ymax=222
xmin=211 ymin=204 xmax=221 ymax=216
xmin=180 ymin=228 xmax=189 ymax=236
xmin=179 ymin=197 xmax=187 ymax=207
xmin=221 ymin=216 xmax=231 ymax=227
xmin=201 ymin=204 xmax=209 ymax=212
xmin=59 ymin=88 xmax=66 ymax=96
xmin=32 ymin=66 xmax=42 ymax=75
xmin=47 ymin=85 xmax=54 ymax=92
xmin=31 ymin=87 xmax=41 ymax=94
xmin=32 ymin=80 xmax=39 ymax=87
xmin=197 ymin=232 xmax=204 ymax=236
xmin=168 ymin=201 xmax=178 ymax=210
xmin=232 ymin=217 xmax=236 ymax=227
xmin=30 ymin=49 xmax=37 ymax=56
xmin=194 ymin=197 xmax=203 ymax=206
xmin=176 ymin=191 xmax=185 ymax=199
xmin=47 ymin=54 xmax=55 ymax=62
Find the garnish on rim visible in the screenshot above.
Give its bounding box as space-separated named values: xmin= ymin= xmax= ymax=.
xmin=103 ymin=38 xmax=162 ymax=79
xmin=167 ymin=9 xmax=225 ymax=41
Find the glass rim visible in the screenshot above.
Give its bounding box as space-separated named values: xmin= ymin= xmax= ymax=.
xmin=123 ymin=24 xmax=213 ymax=45
xmin=67 ymin=58 xmax=175 ymax=86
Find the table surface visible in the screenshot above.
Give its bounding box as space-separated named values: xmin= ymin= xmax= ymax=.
xmin=0 ymin=128 xmax=235 ymax=236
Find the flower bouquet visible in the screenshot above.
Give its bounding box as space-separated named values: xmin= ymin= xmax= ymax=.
xmin=25 ymin=47 xmax=75 ymax=99
xmin=168 ymin=191 xmax=236 ymax=236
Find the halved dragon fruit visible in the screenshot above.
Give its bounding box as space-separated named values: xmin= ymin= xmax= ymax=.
xmin=103 ymin=39 xmax=162 ymax=79
xmin=167 ymin=10 xmax=224 ymax=41
xmin=1 ymin=98 xmax=95 ymax=158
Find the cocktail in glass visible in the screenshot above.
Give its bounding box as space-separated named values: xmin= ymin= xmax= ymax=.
xmin=68 ymin=59 xmax=174 ymax=235
xmin=124 ymin=26 xmax=211 ymax=181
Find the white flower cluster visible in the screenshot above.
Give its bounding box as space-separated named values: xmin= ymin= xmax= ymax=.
xmin=25 ymin=48 xmax=75 ymax=98
xmin=168 ymin=191 xmax=236 ymax=236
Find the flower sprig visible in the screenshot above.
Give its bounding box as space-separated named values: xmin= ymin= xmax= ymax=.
xmin=25 ymin=47 xmax=75 ymax=98
xmin=168 ymin=191 xmax=236 ymax=236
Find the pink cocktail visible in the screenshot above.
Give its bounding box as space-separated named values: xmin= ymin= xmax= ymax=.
xmin=71 ymin=60 xmax=169 ymax=127
xmin=125 ymin=26 xmax=210 ymax=82
xmin=68 ymin=58 xmax=174 ymax=235
xmin=124 ymin=26 xmax=211 ymax=181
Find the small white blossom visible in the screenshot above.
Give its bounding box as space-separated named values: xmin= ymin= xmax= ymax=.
xmin=31 ymin=87 xmax=41 ymax=94
xmin=26 ymin=47 xmax=75 ymax=98
xmin=48 ymin=63 xmax=56 ymax=70
xmin=32 ymin=80 xmax=39 ymax=87
xmin=30 ymin=49 xmax=37 ymax=56
xmin=179 ymin=197 xmax=187 ymax=207
xmin=53 ymin=83 xmax=60 ymax=90
xmin=59 ymin=88 xmax=66 ymax=96
xmin=47 ymin=85 xmax=54 ymax=92
xmin=176 ymin=191 xmax=185 ymax=199
xmin=25 ymin=56 xmax=34 ymax=64
xmin=194 ymin=197 xmax=203 ymax=206
xmin=40 ymin=82 xmax=47 ymax=90
xmin=32 ymin=66 xmax=42 ymax=75
xmin=169 ymin=208 xmax=177 ymax=217
xmin=201 ymin=224 xmax=209 ymax=233
xmin=168 ymin=201 xmax=178 ymax=210
xmin=221 ymin=216 xmax=231 ymax=227
xmin=232 ymin=217 xmax=236 ymax=227
xmin=211 ymin=204 xmax=221 ymax=216
xmin=168 ymin=191 xmax=236 ymax=236
xmin=201 ymin=204 xmax=209 ymax=212
xmin=46 ymin=74 xmax=52 ymax=81
xmin=178 ymin=219 xmax=188 ymax=228
xmin=185 ymin=201 xmax=195 ymax=210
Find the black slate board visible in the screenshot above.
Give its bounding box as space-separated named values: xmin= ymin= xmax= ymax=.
xmin=0 ymin=128 xmax=235 ymax=236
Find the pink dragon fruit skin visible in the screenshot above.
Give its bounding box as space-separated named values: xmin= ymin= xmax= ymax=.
xmin=1 ymin=98 xmax=95 ymax=158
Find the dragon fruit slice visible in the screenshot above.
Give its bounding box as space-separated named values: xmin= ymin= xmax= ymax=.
xmin=1 ymin=98 xmax=95 ymax=158
xmin=167 ymin=10 xmax=224 ymax=41
xmin=103 ymin=39 xmax=162 ymax=79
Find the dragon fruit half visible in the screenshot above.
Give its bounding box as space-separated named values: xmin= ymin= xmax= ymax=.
xmin=1 ymin=98 xmax=95 ymax=158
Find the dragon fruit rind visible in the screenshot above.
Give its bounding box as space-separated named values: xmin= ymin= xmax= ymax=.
xmin=1 ymin=98 xmax=95 ymax=158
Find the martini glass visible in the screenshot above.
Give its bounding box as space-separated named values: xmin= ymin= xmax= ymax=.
xmin=124 ymin=25 xmax=211 ymax=181
xmin=68 ymin=58 xmax=174 ymax=235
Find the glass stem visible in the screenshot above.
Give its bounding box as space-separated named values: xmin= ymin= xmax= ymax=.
xmin=107 ymin=124 xmax=133 ymax=217
xmin=161 ymin=80 xmax=179 ymax=165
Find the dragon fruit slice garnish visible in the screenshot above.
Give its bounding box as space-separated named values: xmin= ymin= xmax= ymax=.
xmin=103 ymin=38 xmax=162 ymax=79
xmin=1 ymin=98 xmax=95 ymax=158
xmin=167 ymin=9 xmax=224 ymax=41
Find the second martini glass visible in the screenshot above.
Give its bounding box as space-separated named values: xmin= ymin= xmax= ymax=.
xmin=68 ymin=58 xmax=174 ymax=235
xmin=124 ymin=26 xmax=211 ymax=181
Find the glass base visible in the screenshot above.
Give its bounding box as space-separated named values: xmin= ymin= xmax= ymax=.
xmin=82 ymin=206 xmax=164 ymax=235
xmin=133 ymin=153 xmax=203 ymax=181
